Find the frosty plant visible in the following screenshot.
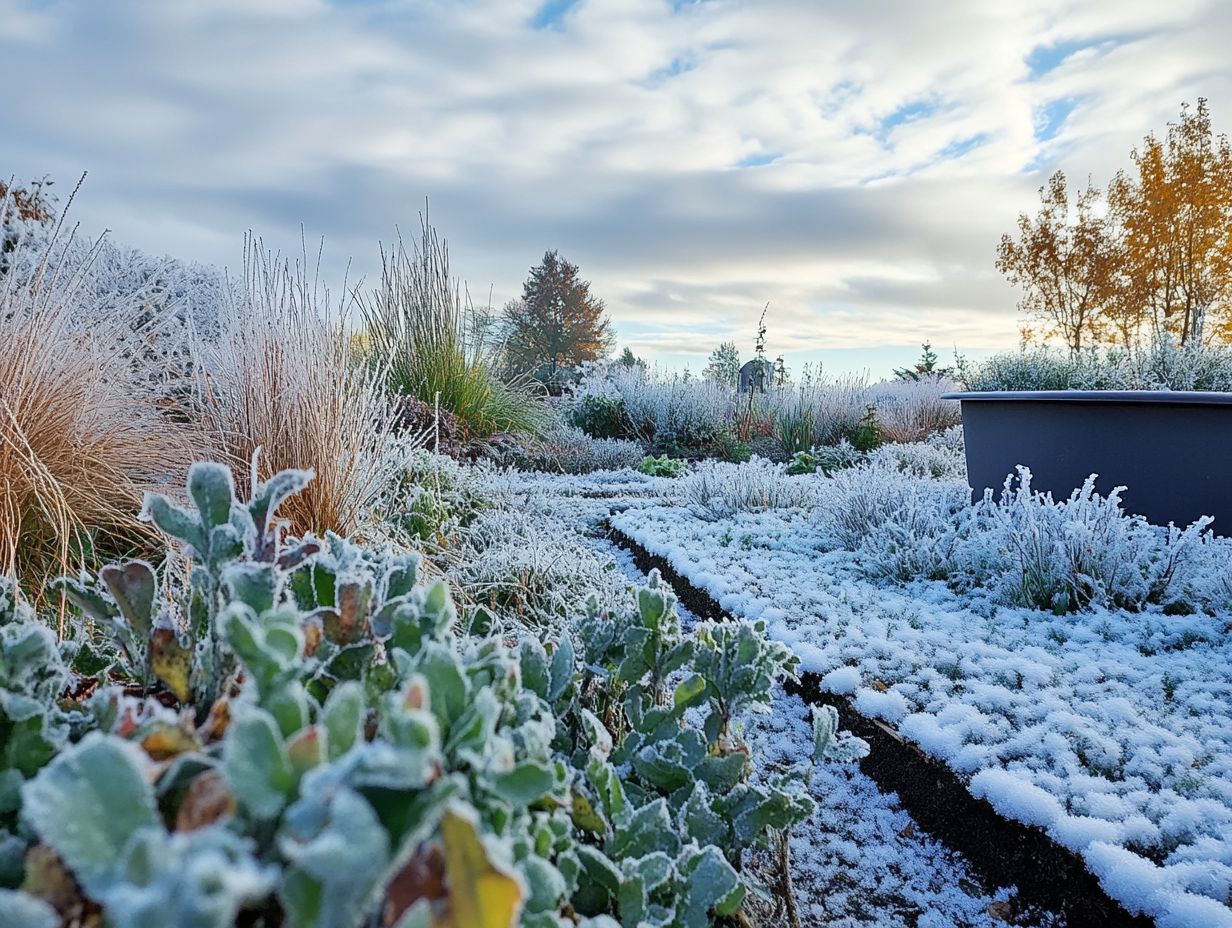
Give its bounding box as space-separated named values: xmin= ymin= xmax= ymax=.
xmin=0 ymin=457 xmax=864 ymax=927
xmin=637 ymin=455 xmax=687 ymax=478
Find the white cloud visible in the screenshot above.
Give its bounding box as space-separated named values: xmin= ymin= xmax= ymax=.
xmin=1 ymin=0 xmax=1228 ymax=372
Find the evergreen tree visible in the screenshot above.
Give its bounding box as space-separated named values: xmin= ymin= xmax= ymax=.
xmin=893 ymin=342 xmax=952 ymax=381
xmin=618 ymin=346 xmax=645 ymax=369
xmin=703 ymin=341 xmax=741 ymax=386
xmin=501 ymin=250 xmax=614 ymax=385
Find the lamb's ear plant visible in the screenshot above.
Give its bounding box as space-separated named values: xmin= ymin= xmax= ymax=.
xmin=637 ymin=455 xmax=687 ymax=478
xmin=0 ymin=457 xmax=865 ymax=927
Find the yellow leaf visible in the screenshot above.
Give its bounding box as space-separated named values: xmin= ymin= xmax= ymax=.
xmin=140 ymin=723 xmax=199 ymax=761
xmin=150 ymin=628 xmax=193 ymax=702
xmin=569 ymin=791 xmax=606 ymax=835
xmin=433 ymin=804 xmax=522 ymax=928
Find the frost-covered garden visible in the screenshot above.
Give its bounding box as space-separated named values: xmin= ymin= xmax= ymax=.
xmin=2 ymin=191 xmax=1232 ymax=928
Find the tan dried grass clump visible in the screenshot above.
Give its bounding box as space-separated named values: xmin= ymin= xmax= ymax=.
xmin=0 ymin=240 xmax=197 ymax=615
xmin=194 ymin=238 xmax=405 ymax=539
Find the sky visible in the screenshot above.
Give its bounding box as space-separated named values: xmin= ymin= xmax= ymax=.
xmin=2 ymin=0 xmax=1230 ymax=378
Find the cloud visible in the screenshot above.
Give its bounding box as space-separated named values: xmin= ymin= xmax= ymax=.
xmin=1 ymin=0 xmax=1228 ymax=372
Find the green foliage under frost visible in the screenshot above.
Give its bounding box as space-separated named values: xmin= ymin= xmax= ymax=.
xmin=636 ymin=456 xmax=687 ymax=478
xmin=0 ymin=460 xmax=864 ymax=927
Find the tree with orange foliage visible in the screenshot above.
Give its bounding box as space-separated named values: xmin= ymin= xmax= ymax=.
xmin=996 ymin=171 xmax=1119 ymax=352
xmin=501 ymin=250 xmax=614 ymax=387
xmin=1108 ymin=99 xmax=1232 ymax=345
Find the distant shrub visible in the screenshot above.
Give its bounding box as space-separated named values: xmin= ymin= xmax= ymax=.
xmin=679 ymin=458 xmax=822 ymax=519
xmin=747 ymin=434 xmax=788 ymax=463
xmin=568 ymin=363 xmax=732 ymax=450
xmin=566 ymin=392 xmax=631 ymax=439
xmin=847 ymin=405 xmax=883 ymax=452
xmin=867 ymin=426 xmax=966 ymax=480
xmin=775 ymin=401 xmax=815 ymax=454
xmin=786 ymin=440 xmax=865 ymax=476
xmin=495 ymin=422 xmax=645 ymax=474
xmin=867 ymin=376 xmax=961 ymax=443
xmin=707 ymin=430 xmax=751 ymax=463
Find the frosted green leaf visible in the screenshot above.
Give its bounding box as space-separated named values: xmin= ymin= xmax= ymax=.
xmin=679 ymin=845 xmax=744 ymax=927
xmin=188 ymin=462 xmax=236 ymax=532
xmin=547 ymin=634 xmax=574 ymax=702
xmin=99 ymin=561 xmax=156 ymax=636
xmin=20 ymin=733 xmax=158 ymax=896
xmin=224 ymin=708 xmax=296 ymax=820
xmin=490 ymin=761 xmax=556 ymax=806
xmin=321 ymin=681 xmax=365 ymax=760
xmin=0 ymin=890 xmax=57 ymax=928
xmin=139 ymin=493 xmax=206 ymax=554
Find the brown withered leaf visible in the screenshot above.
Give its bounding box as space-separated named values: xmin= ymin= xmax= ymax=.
xmin=301 ymin=616 xmax=323 ymax=658
xmin=336 ymin=579 xmax=372 ymax=643
xmin=175 ymin=769 xmax=236 ymax=832
xmin=199 ymin=697 xmax=231 ymax=743
xmin=382 ymin=842 xmax=447 ymax=926
xmin=987 ymin=900 xmax=1014 ymax=923
xmin=22 ymin=843 xmax=82 ymax=914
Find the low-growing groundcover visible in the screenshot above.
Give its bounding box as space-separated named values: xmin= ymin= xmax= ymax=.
xmin=609 ymin=459 xmax=1232 ymax=928
xmin=0 ymin=460 xmax=865 ymax=928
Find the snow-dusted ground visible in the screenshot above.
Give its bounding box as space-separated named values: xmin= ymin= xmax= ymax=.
xmin=600 ymin=537 xmax=1055 ymax=928
xmin=606 ymin=503 xmax=1232 ymax=928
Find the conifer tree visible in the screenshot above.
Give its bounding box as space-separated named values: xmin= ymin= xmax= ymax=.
xmin=501 ymin=250 xmax=613 ymax=385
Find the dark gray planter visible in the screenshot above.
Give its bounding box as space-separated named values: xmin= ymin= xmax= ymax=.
xmin=942 ymin=390 xmax=1232 ymax=530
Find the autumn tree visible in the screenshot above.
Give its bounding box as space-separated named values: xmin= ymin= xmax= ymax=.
xmin=996 ymin=171 xmax=1119 ymax=352
xmin=501 ymin=250 xmax=613 ymax=386
xmin=703 ymin=341 xmax=741 ymax=386
xmin=1108 ymin=99 xmax=1232 ymax=345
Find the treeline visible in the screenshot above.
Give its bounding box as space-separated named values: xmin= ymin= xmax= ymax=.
xmin=998 ymin=99 xmax=1232 ymax=351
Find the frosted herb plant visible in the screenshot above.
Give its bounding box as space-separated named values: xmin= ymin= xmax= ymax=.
xmin=1 ymin=458 xmax=862 ymax=926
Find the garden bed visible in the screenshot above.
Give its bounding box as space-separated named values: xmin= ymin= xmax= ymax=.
xmin=609 ymin=523 xmax=1150 ymax=927
xmin=602 ymin=537 xmax=1058 ymax=928
xmin=607 ymin=507 xmax=1232 ymax=928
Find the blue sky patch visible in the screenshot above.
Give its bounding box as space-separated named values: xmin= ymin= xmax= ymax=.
xmin=735 ymin=152 xmax=781 ymax=168
xmin=531 ymin=0 xmax=581 ymax=31
xmin=1035 ymin=98 xmax=1079 ymax=141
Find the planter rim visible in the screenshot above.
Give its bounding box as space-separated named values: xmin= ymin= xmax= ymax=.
xmin=941 ymin=389 xmax=1232 ymax=406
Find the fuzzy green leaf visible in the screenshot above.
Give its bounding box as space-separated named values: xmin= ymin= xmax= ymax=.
xmin=20 ymin=734 xmax=158 ymax=897
xmin=189 ymin=462 xmax=236 ymax=532
xmin=224 ymin=709 xmax=296 ymax=820
xmin=0 ymin=890 xmax=57 ymax=928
